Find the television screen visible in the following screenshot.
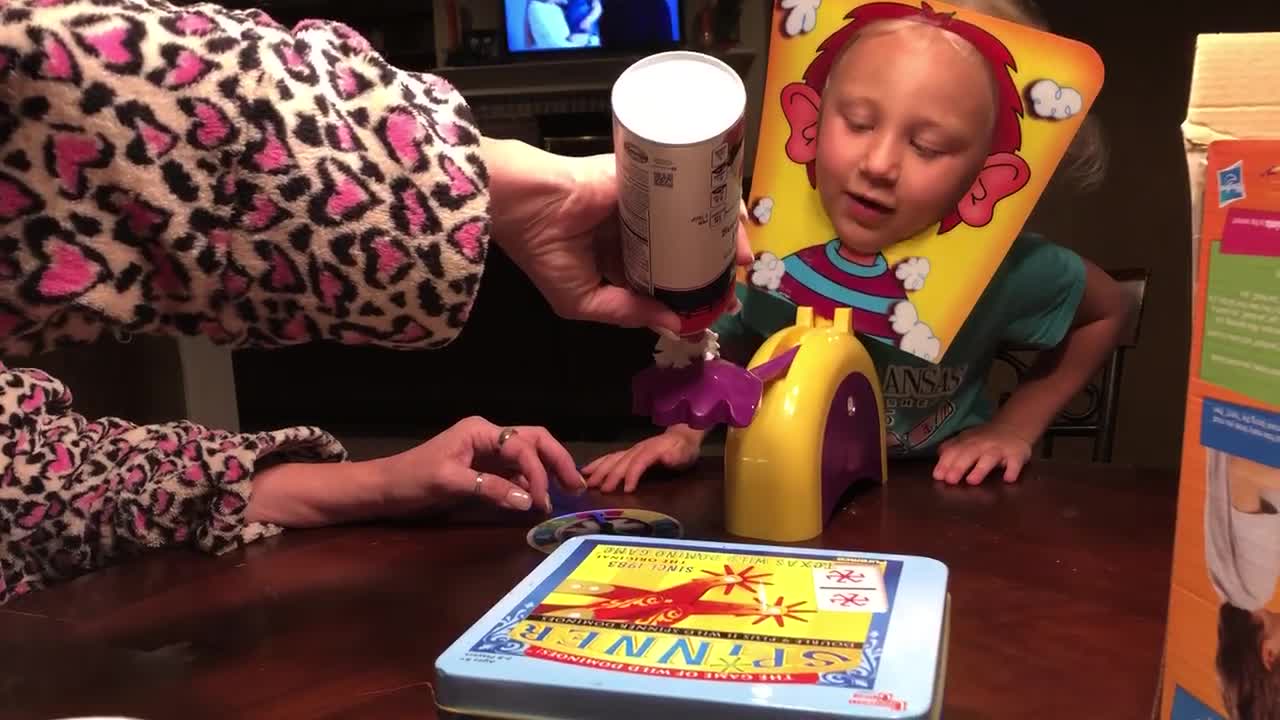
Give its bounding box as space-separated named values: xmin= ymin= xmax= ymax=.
xmin=505 ymin=0 xmax=682 ymax=54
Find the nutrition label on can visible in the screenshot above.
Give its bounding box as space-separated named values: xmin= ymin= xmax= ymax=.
xmin=709 ymin=140 xmax=732 ymax=237
xmin=620 ymin=159 xmax=655 ymax=291
xmin=615 ymin=116 xmax=740 ymax=304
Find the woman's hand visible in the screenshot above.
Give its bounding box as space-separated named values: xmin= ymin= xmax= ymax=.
xmin=483 ymin=138 xmax=753 ymax=333
xmin=247 ymin=417 xmax=586 ymax=526
xmin=932 ymin=422 xmax=1032 ymax=485
xmin=376 ymin=417 xmax=585 ymax=514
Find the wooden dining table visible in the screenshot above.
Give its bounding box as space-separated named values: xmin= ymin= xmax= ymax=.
xmin=0 ymin=442 xmax=1177 ymax=720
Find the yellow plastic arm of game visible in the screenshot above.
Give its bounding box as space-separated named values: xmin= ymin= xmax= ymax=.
xmin=725 ymin=307 xmax=887 ymax=543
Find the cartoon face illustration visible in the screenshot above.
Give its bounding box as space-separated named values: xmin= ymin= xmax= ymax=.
xmin=747 ymin=1 xmax=1100 ymax=364
xmin=747 ymin=1 xmax=1046 ymax=362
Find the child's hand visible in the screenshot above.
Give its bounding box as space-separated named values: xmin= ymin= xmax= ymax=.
xmin=582 ymin=428 xmax=703 ymax=493
xmin=932 ymin=424 xmax=1032 ymax=485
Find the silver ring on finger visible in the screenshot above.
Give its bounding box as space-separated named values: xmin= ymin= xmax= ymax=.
xmin=497 ymin=427 xmax=519 ymax=448
xmin=474 ymin=474 xmax=485 ymax=494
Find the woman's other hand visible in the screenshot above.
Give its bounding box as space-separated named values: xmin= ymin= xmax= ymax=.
xmin=376 ymin=417 xmax=586 ymax=514
xmin=247 ymin=417 xmax=586 ymax=526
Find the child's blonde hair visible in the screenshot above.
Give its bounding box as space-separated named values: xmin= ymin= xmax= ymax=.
xmin=828 ymin=18 xmax=1001 ymax=139
xmin=953 ymin=0 xmax=1109 ymax=192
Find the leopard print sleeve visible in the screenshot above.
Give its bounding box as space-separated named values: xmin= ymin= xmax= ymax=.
xmin=0 ymin=1 xmax=491 ymax=603
xmin=0 ymin=0 xmax=490 ymax=356
xmin=0 ymin=360 xmax=348 ymax=604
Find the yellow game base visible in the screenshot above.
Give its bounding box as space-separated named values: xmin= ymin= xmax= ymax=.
xmin=724 ymin=307 xmax=888 ymax=543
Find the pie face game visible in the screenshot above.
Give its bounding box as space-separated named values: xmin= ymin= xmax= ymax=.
xmin=435 ymin=537 xmax=950 ymax=719
xmin=1162 ymin=140 xmax=1280 ymax=720
xmin=745 ymin=0 xmax=1104 ymax=363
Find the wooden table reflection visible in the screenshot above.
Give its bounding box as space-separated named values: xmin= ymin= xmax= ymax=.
xmin=0 ymin=445 xmax=1175 ymax=719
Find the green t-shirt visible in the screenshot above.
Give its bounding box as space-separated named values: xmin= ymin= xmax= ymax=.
xmin=713 ymin=232 xmax=1086 ymax=458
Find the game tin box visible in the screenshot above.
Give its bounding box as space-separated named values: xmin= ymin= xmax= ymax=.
xmin=435 ymin=536 xmax=950 ymax=719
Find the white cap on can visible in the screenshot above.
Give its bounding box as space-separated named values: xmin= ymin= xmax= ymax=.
xmin=612 ymin=51 xmax=747 ymax=147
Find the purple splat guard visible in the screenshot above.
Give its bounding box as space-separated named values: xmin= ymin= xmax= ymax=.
xmin=631 ymin=348 xmax=801 ymax=430
xmin=632 ymin=358 xmax=762 ymax=429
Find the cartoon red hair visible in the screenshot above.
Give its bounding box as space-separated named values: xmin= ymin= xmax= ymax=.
xmin=780 ymin=1 xmax=1031 ymax=233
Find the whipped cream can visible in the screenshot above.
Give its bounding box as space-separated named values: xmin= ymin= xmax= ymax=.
xmin=611 ymin=51 xmax=747 ymax=336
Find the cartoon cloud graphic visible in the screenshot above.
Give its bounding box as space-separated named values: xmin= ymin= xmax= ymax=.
xmin=890 ymin=301 xmax=940 ymax=362
xmin=750 ymin=251 xmax=785 ymax=291
xmin=779 ymin=0 xmax=821 ymax=37
xmin=1026 ymin=79 xmax=1084 ymax=120
xmin=750 ymin=196 xmax=774 ymax=224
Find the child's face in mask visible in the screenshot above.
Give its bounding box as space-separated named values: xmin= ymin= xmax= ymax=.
xmin=814 ymin=23 xmax=997 ymax=257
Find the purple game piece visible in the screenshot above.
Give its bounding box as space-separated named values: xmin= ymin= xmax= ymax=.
xmin=631 ymin=348 xmax=801 ymax=430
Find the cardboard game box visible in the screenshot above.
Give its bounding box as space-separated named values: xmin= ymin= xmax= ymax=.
xmin=435 ymin=536 xmax=951 ymax=719
xmin=1160 ymin=33 xmax=1280 ymax=720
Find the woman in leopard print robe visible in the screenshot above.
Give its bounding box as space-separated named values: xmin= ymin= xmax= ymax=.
xmin=0 ymin=0 xmax=664 ymax=603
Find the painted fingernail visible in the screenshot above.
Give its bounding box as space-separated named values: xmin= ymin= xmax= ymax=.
xmin=506 ymin=490 xmax=532 ymax=511
xmin=544 ymin=493 xmax=553 ymax=512
xmin=575 ymin=475 xmax=588 ymax=494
